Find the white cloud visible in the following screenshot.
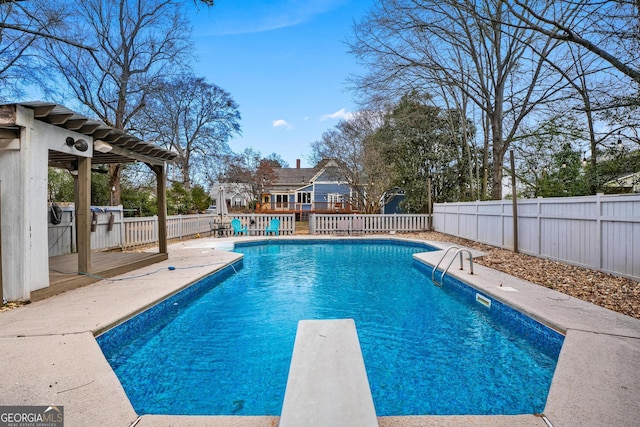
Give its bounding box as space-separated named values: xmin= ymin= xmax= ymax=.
xmin=203 ymin=1 xmax=346 ymax=36
xmin=320 ymin=108 xmax=352 ymax=121
xmin=273 ymin=119 xmax=293 ymax=129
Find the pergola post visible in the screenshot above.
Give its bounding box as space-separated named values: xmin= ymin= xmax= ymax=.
xmin=154 ymin=163 xmax=168 ymax=254
xmin=0 ymin=179 xmax=3 ymax=303
xmin=76 ymin=156 xmax=92 ymax=273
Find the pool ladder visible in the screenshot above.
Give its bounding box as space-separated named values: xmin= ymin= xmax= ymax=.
xmin=431 ymin=246 xmax=474 ymax=287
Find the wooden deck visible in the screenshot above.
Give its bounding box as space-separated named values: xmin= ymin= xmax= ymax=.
xmin=34 ymin=251 xmax=168 ymax=301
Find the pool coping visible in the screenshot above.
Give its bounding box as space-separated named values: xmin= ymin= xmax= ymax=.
xmin=1 ymin=235 xmax=638 ymax=427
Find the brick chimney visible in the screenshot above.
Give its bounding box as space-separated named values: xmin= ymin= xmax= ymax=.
xmin=296 ymin=159 xmax=301 ymax=168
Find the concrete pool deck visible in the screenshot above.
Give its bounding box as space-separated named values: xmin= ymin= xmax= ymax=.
xmin=0 ymin=235 xmax=638 ymax=427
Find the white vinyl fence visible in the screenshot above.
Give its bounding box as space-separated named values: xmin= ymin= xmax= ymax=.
xmin=433 ymin=194 xmax=640 ymax=281
xmin=48 ymin=207 xmax=76 ymax=257
xmin=48 ymin=206 xmax=125 ymax=256
xmin=310 ymin=213 xmax=431 ymax=234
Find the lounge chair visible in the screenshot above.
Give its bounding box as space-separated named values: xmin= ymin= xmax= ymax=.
xmin=231 ymin=218 xmax=247 ymax=235
xmin=265 ymin=218 xmax=280 ymax=236
xmin=336 ymin=219 xmax=350 ymax=235
xmin=352 ymin=218 xmax=364 ymax=235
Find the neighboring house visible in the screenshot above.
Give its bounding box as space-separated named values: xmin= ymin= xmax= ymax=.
xmin=603 ymin=172 xmax=640 ymax=194
xmin=258 ymin=159 xmax=357 ymax=219
xmin=209 ymin=182 xmax=253 ymax=210
xmin=380 ymin=187 xmax=407 ymax=214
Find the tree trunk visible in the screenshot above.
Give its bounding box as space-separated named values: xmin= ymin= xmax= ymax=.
xmin=490 ymin=112 xmax=505 ymax=200
xmin=181 ymin=159 xmax=191 ymax=191
xmin=108 ymin=164 xmax=121 ymax=206
xmin=481 ymin=111 xmax=490 ymax=199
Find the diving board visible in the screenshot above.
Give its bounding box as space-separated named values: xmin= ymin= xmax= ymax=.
xmin=279 ymin=319 xmax=378 ymax=427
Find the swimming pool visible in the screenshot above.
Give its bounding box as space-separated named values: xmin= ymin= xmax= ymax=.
xmin=97 ymin=239 xmax=564 ymax=416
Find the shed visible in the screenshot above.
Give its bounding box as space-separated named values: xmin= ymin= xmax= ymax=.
xmin=0 ymin=102 xmax=176 ymax=301
xmin=380 ymin=187 xmax=406 ymax=214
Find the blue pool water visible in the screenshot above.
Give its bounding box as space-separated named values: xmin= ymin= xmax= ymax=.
xmin=97 ymin=240 xmax=563 ymax=416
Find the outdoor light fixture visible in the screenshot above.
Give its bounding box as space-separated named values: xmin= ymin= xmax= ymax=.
xmin=617 ymin=133 xmax=623 ymax=151
xmin=94 ymin=139 xmax=113 ymax=153
xmin=65 ymin=136 xmax=89 ymax=152
xmin=582 ymin=151 xmax=587 ymax=167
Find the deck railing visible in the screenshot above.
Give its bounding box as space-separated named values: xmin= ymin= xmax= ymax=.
xmin=224 ymin=214 xmax=296 ymax=236
xmin=48 ymin=210 xmax=298 ymax=254
xmin=123 ymin=213 xmax=296 ymax=248
xmin=50 ymin=210 xmax=433 ymax=253
xmin=310 ymin=213 xmax=431 ymax=234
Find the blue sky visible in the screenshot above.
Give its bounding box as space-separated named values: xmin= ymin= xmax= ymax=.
xmin=190 ymin=0 xmax=374 ymax=167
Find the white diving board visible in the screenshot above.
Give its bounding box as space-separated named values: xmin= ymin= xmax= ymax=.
xmin=279 ymin=319 xmax=379 ymax=427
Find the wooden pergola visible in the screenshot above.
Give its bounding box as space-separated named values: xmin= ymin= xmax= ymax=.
xmin=0 ymin=102 xmax=177 ymax=301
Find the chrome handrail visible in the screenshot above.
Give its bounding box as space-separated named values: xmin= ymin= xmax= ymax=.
xmin=432 ymin=247 xmax=474 ymax=287
xmin=431 ymin=246 xmax=460 ymax=286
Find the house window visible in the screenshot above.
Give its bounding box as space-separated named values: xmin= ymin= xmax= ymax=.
xmin=297 ymin=192 xmax=311 ymax=204
xmin=328 ymin=193 xmax=344 ymax=209
xmin=328 ymin=193 xmax=343 ymax=204
xmin=275 ymin=194 xmax=289 ymax=209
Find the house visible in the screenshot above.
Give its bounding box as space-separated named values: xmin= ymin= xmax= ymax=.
xmin=258 ymin=159 xmax=358 ymax=219
xmin=209 ymin=182 xmax=253 ymax=211
xmin=0 ymin=102 xmax=175 ymax=301
xmin=603 ymin=171 xmax=640 ymax=193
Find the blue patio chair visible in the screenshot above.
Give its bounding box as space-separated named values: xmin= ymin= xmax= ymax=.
xmin=265 ymin=218 xmax=280 ymax=236
xmin=231 ymin=218 xmax=247 ymax=235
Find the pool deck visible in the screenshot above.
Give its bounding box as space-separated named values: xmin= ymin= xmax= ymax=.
xmin=0 ymin=235 xmax=638 ymax=427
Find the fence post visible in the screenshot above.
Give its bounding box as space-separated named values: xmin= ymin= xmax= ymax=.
xmin=537 ymin=197 xmax=542 ymax=256
xmin=596 ymin=193 xmax=603 ymax=270
xmin=427 ymin=176 xmax=432 ymax=231
xmin=119 ymin=209 xmax=126 ymax=250
xmin=510 ymin=149 xmax=519 ymax=253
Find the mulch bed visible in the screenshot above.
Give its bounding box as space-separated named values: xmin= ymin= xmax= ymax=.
xmin=405 ymin=231 xmax=640 ymax=320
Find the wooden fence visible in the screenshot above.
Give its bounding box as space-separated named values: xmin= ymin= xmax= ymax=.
xmin=310 ymin=213 xmax=431 ymax=234
xmin=48 ymin=210 xmax=297 ymax=253
xmin=224 ymin=214 xmax=296 ymax=236
xmin=433 ymin=194 xmax=640 ymax=281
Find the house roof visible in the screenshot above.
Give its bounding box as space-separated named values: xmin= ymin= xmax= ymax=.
xmin=272 ymin=159 xmax=341 ymax=188
xmin=274 ymin=166 xmax=319 ymax=186
xmin=0 ymin=102 xmax=177 ymax=167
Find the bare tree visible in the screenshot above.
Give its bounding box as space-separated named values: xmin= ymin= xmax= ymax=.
xmin=0 ymin=0 xmax=214 ymax=100
xmin=0 ymin=0 xmax=82 ymax=99
xmin=137 ymin=75 xmax=241 ymax=189
xmin=350 ymin=0 xmax=568 ymax=199
xmin=43 ymin=0 xmax=193 ymax=204
xmin=507 ymin=0 xmax=640 ymax=85
xmin=311 ymin=110 xmax=389 ymax=213
xmin=222 ymin=148 xmax=277 ymax=207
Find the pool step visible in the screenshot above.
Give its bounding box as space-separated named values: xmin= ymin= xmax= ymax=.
xmin=279 ymin=319 xmax=379 ymax=427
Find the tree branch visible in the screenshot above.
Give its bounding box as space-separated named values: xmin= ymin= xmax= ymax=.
xmin=0 ymin=22 xmax=96 ymax=51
